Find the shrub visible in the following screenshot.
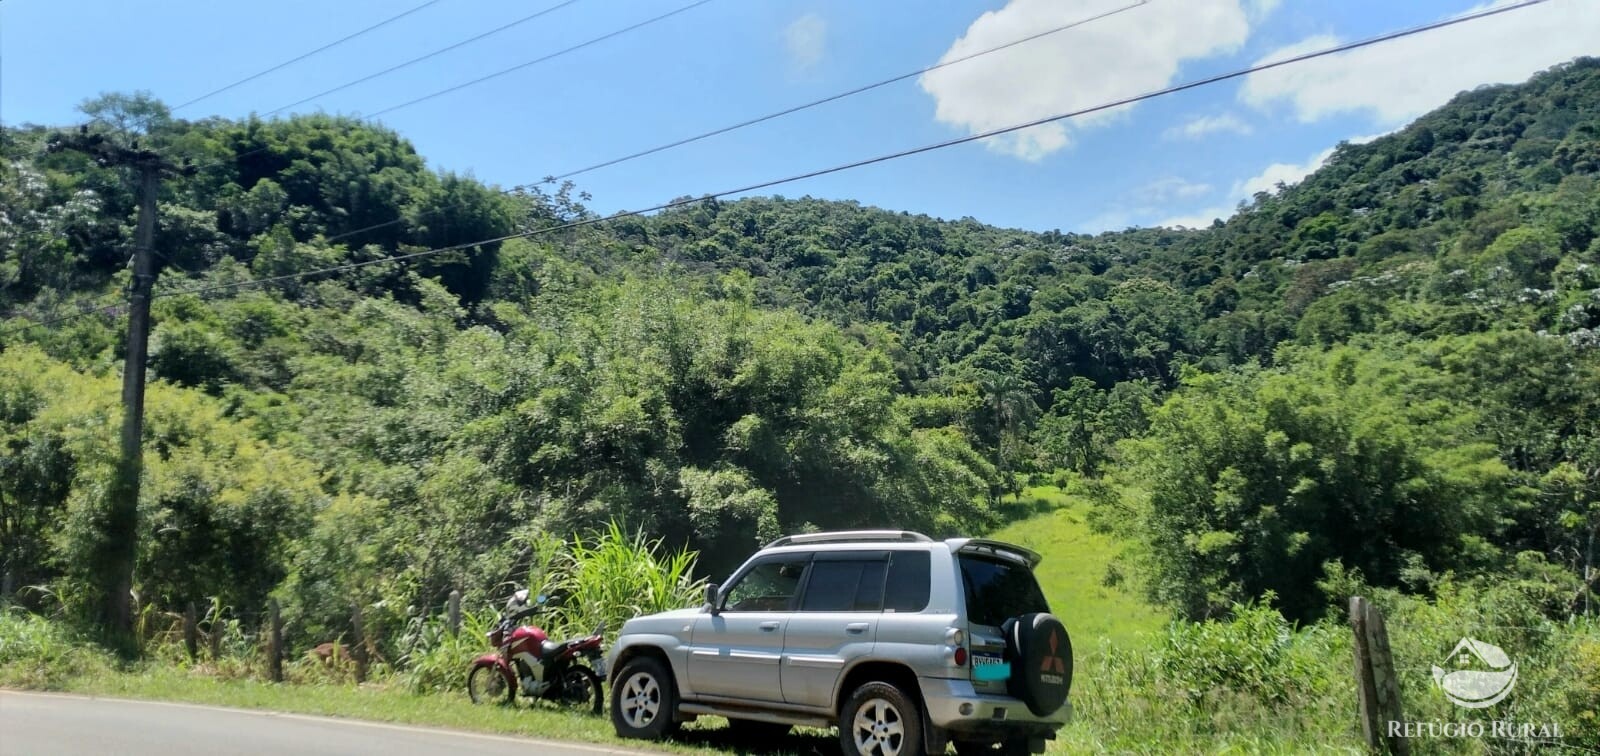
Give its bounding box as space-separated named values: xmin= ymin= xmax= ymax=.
xmin=1568 ymin=639 xmax=1600 ymax=748
xmin=0 ymin=608 xmax=111 ymax=688
xmin=398 ymin=607 xmax=497 ymax=695
xmin=548 ymin=522 xmax=707 ymax=642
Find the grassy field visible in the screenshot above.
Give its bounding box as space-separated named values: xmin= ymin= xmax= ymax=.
xmin=989 ymin=485 xmax=1168 ymax=651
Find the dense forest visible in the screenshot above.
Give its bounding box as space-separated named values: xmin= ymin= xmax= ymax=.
xmin=1 ymin=58 xmax=1597 ymax=648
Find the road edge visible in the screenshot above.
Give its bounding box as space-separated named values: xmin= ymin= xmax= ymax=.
xmin=0 ymin=689 xmax=653 ymax=755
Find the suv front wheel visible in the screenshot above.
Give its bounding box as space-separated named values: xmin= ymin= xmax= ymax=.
xmin=840 ymin=681 xmax=923 ymax=756
xmin=611 ymin=656 xmax=679 ymax=740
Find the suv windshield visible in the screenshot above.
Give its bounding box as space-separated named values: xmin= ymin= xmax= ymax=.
xmin=959 ymin=554 xmax=1048 ymax=627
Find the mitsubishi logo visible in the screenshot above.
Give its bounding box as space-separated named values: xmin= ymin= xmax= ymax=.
xmin=1040 ymin=630 xmax=1066 ymax=683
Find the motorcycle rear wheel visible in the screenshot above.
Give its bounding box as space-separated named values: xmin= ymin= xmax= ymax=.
xmin=468 ymin=664 xmax=515 ymax=706
xmin=555 ymin=665 xmax=603 ymax=714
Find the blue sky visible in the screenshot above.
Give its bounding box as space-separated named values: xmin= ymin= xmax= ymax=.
xmin=2 ymin=0 xmax=1595 ymax=233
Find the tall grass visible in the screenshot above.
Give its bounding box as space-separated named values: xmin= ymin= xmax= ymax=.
xmin=391 ymin=522 xmax=706 ymax=694
xmin=549 ymin=521 xmax=707 ymax=642
xmin=0 ymin=608 xmax=113 ymax=688
xmin=398 ymin=607 xmax=498 ymax=694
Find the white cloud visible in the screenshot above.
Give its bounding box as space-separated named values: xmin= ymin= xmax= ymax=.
xmin=1136 ymin=176 xmax=1214 ymax=202
xmin=1236 ymin=146 xmax=1334 ymax=197
xmin=1080 ymin=177 xmax=1214 ymax=232
xmin=1241 ymin=0 xmax=1600 ymax=125
xmin=1346 ymin=131 xmax=1393 ymax=146
xmin=920 ymin=0 xmax=1253 ymax=161
xmin=1246 ymin=0 xmax=1281 ymax=19
xmin=1155 ymin=145 xmax=1336 ymax=228
xmin=1155 ymin=205 xmax=1236 ymax=229
xmin=784 ymin=13 xmax=827 ymax=70
xmin=1163 ymin=112 xmax=1254 ymax=141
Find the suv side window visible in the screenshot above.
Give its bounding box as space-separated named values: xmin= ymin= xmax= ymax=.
xmin=723 ymin=557 xmax=809 ymax=612
xmin=799 ymin=557 xmax=887 ymax=612
xmin=882 ymin=550 xmax=931 ymax=613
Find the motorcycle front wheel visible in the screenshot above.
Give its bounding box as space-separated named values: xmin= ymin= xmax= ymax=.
xmin=554 ymin=665 xmax=603 ymax=714
xmin=468 ymin=663 xmax=515 ymax=706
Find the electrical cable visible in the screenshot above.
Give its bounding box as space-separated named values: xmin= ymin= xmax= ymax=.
xmin=262 ymin=0 xmax=584 ymax=118
xmin=286 ymin=0 xmax=1151 ymax=247
xmin=2 ymin=0 xmax=1550 ymax=335
xmin=545 ymin=0 xmax=1148 ymax=184
xmin=190 ymin=0 xmax=716 ymax=175
xmin=167 ymin=0 xmax=445 ymax=114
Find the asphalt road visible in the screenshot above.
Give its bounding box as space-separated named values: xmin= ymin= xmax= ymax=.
xmin=0 ymin=691 xmax=649 ymax=756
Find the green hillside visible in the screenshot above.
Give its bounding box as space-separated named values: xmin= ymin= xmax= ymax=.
xmin=2 ymin=58 xmax=1597 ymax=645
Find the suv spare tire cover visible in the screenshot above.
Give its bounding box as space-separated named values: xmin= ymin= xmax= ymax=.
xmin=1004 ymin=612 xmax=1072 ymax=716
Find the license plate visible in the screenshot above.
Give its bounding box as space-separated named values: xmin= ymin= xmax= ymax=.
xmin=972 ymin=653 xmax=1010 ymax=681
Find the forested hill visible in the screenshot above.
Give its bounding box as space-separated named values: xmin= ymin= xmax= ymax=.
xmin=1 ymin=59 xmax=1596 ymax=636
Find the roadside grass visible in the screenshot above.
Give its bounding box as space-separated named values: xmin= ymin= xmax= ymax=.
xmin=990 ymin=485 xmax=1168 ymax=651
xmin=9 ymin=508 xmax=1593 ymax=755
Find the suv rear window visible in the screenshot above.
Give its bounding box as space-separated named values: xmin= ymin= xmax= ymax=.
xmin=959 ymin=554 xmax=1048 ymax=627
xmin=883 ymin=551 xmax=930 ymax=613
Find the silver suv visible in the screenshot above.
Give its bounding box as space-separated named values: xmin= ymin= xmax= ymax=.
xmin=604 ymin=531 xmax=1073 ymax=756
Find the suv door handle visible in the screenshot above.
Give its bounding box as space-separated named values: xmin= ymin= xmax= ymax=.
xmin=846 ymin=622 xmax=870 ymax=634
xmin=759 ymin=621 xmax=781 ymax=632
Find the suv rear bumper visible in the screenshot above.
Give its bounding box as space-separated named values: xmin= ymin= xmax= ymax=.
xmin=920 ymin=677 xmax=1071 ymax=731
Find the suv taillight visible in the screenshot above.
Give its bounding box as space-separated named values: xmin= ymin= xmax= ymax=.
xmin=946 ymin=627 xmax=967 ymax=667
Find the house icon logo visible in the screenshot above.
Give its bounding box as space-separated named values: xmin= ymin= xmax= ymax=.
xmin=1432 ymin=637 xmax=1516 ymax=709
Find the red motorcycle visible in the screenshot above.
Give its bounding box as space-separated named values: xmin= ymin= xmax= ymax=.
xmin=467 ymin=589 xmax=605 ymax=713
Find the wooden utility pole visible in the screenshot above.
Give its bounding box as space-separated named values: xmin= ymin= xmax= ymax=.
xmin=46 ymin=128 xmax=190 ymax=638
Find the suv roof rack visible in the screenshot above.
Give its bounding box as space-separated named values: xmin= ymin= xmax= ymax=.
xmin=764 ymin=530 xmax=934 ymax=549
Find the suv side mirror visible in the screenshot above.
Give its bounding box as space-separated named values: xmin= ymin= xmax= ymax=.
xmin=705 ymin=583 xmax=720 ymax=615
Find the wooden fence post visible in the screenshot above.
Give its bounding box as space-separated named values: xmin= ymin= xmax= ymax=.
xmin=352 ymin=602 xmax=368 ymax=684
xmin=448 ymin=589 xmax=462 ymax=638
xmin=183 ymin=601 xmax=198 ymax=661
xmin=268 ymin=598 xmax=284 ymax=683
xmin=209 ymin=614 xmax=223 ymax=661
xmin=1350 ymin=596 xmax=1408 ymax=754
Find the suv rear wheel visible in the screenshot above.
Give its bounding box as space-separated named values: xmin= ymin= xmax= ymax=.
xmin=611 ymin=657 xmax=679 ymax=740
xmin=839 ymin=681 xmax=922 ymax=756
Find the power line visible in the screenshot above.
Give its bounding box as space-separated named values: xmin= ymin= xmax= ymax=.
xmin=5 ymin=0 xmax=1550 ymax=334
xmin=192 ymin=0 xmax=716 ymax=176
xmin=1 ymin=302 xmax=124 ymax=336
xmin=545 ymin=0 xmax=1148 ymax=184
xmin=168 ymin=0 xmax=444 ymax=114
xmin=294 ymin=1 xmax=1147 ymax=247
xmin=365 ymin=0 xmax=715 ymax=120
xmin=263 ymin=0 xmax=583 ymax=118
xmin=155 ymin=0 xmax=1550 ymax=301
